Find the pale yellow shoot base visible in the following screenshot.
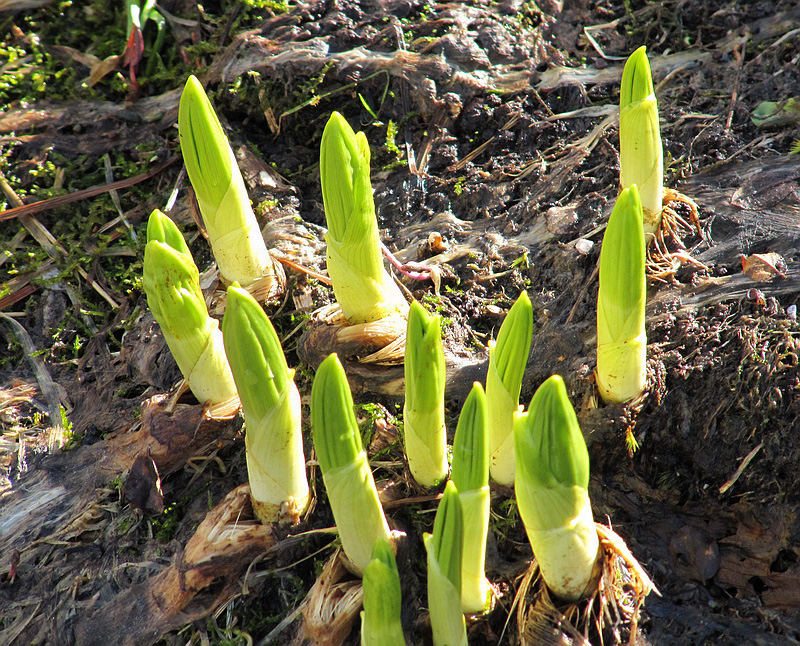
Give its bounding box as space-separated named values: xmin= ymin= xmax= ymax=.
xmin=516 ymin=523 xmax=658 ymax=646
xmin=250 ymin=495 xmax=309 ymax=527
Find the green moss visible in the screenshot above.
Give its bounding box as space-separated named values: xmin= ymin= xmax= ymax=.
xmin=419 ymin=293 xmax=454 ymax=331
xmin=381 ymin=119 xmax=407 ymax=171
xmin=241 ymin=0 xmax=289 ymax=11
xmin=0 ymin=0 xmax=199 ymax=108
xmin=0 ymin=335 xmax=22 ymax=371
xmin=490 ymin=497 xmax=520 ymax=541
xmin=151 ymin=501 xmax=180 ymax=542
xmin=357 ymin=401 xmax=389 ymax=447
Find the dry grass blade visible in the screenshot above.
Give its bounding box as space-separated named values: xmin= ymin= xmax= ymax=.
xmin=0 ymin=313 xmax=65 ymax=448
xmin=0 ymin=155 xmax=179 ymax=222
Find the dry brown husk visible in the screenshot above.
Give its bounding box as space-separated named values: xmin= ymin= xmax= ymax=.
xmin=297 ymin=303 xmax=408 ymax=396
xmin=73 ymin=484 xmax=274 ymax=646
xmin=0 ymin=394 xmax=242 ymax=645
xmin=294 ymin=549 xmax=364 ymax=646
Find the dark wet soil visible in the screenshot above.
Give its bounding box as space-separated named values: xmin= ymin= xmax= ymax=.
xmin=1 ymin=0 xmax=799 ymax=644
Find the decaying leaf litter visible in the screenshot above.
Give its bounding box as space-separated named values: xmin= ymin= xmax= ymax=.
xmin=1 ymin=0 xmax=799 ymax=644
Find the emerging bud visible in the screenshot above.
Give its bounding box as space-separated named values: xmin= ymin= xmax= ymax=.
xmin=619 ymin=46 xmax=664 ymax=235
xmin=320 ymin=112 xmax=407 ymax=324
xmin=514 ymin=375 xmax=599 ymax=602
xmin=486 ymin=291 xmax=533 ymax=486
xmin=311 ymin=354 xmax=393 ymax=574
xmin=142 ymin=210 xmax=236 ymax=405
xmin=403 ymin=301 xmax=447 ymax=487
xmin=596 ymin=186 xmax=647 ymax=404
xmin=179 ymin=75 xmax=274 ymax=287
xmin=222 ymin=284 xmax=309 ymax=523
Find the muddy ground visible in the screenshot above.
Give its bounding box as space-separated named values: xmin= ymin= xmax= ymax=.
xmin=1 ymin=0 xmax=799 ymax=644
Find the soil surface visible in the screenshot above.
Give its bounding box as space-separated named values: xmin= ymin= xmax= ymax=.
xmin=1 ymin=1 xmax=799 ymax=645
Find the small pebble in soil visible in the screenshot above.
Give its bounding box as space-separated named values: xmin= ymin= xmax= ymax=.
xmin=745 ymin=287 xmax=765 ymax=305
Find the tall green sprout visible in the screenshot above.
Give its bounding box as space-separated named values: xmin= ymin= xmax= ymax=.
xmin=404 ymin=301 xmax=447 ymax=487
xmin=178 ymin=75 xmax=275 ymax=288
xmin=514 ymin=375 xmax=599 ymax=602
xmin=361 ymin=539 xmax=406 ymax=646
xmin=143 ymin=209 xmax=236 ymax=405
xmin=486 ymin=291 xmax=534 ymax=486
xmin=311 ymin=353 xmax=393 ymax=574
xmin=222 ymin=284 xmax=309 ymax=524
xmin=451 ymin=382 xmax=491 ymax=614
xmin=424 ymin=481 xmax=468 ymax=646
xmin=320 ymin=112 xmax=408 ymax=324
xmin=596 ymin=186 xmax=647 ymax=404
xmin=620 ymin=46 xmax=663 ymax=236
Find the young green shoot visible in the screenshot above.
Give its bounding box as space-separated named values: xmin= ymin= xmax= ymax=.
xmin=620 ymin=46 xmax=663 ymax=236
xmin=486 ymin=291 xmax=534 ymax=486
xmin=403 ymin=301 xmax=447 ymax=487
xmin=178 ymin=75 xmax=275 ymax=289
xmin=222 ymin=284 xmax=309 ymax=524
xmin=143 ymin=209 xmax=236 ymax=405
xmin=311 ymin=353 xmax=393 ymax=574
xmin=361 ymin=538 xmax=406 ymax=646
xmin=596 ymin=185 xmax=647 ymax=404
xmin=451 ymin=382 xmax=492 ymax=614
xmin=320 ymin=112 xmax=407 ymax=324
xmin=514 ymin=375 xmax=599 ymax=602
xmin=424 ymin=481 xmax=468 ymax=646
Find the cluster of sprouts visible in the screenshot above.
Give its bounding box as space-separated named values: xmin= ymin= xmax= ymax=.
xmin=143 ymin=46 xmax=664 ymax=642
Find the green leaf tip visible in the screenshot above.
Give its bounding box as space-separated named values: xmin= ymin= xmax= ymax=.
xmin=311 ymin=353 xmax=363 ymax=473
xmin=620 ymin=46 xmax=654 ymax=108
xmin=319 ymin=112 xmax=407 ymax=324
xmin=425 ymin=480 xmax=469 ymax=645
xmin=492 ymin=290 xmax=533 ymax=389
xmin=618 ymin=45 xmax=663 ymax=233
xmin=515 ymin=375 xmax=589 ymax=491
xmin=369 ymin=537 xmax=398 ymax=571
xmin=320 ymin=111 xmax=372 ymax=243
xmin=178 ymin=75 xmax=232 ymax=208
xmin=513 ymin=376 xmax=599 ymax=601
xmin=178 ymin=76 xmax=274 ymax=287
xmin=222 ymin=281 xmax=308 ymax=524
xmin=600 ymin=185 xmax=646 ymax=314
xmin=146 ymin=209 xmax=191 ymax=258
xmin=142 ymin=206 xmax=238 ymax=405
xmin=403 ymin=300 xmax=447 ymax=487
xmin=362 ymin=538 xmax=405 ymax=646
xmin=431 ymin=481 xmax=464 ymax=590
xmin=407 ymin=300 xmax=441 ymax=344
xmin=451 ymin=382 xmax=488 ymax=494
xmin=405 ymin=300 xmax=444 ymax=408
xmin=222 ymin=284 xmax=288 ymax=416
xmin=311 ymin=354 xmax=391 ymax=572
xmin=486 ymin=290 xmax=533 ymax=486
xmin=143 ymin=240 xmax=205 ymax=329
